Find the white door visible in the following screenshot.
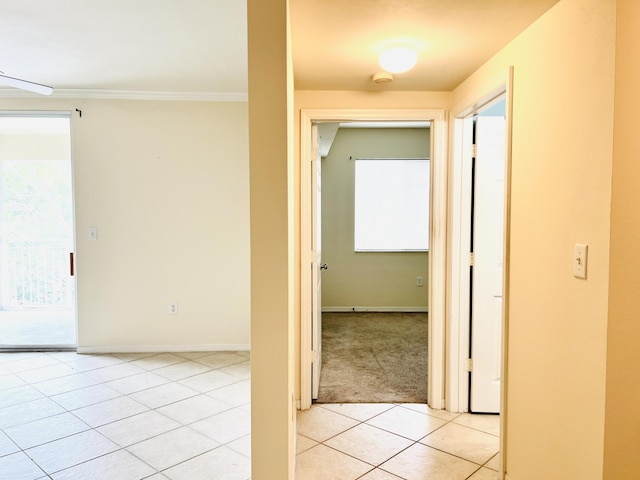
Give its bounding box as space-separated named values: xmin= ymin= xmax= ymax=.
xmin=470 ymin=108 xmax=506 ymax=413
xmin=311 ymin=123 xmax=323 ymax=399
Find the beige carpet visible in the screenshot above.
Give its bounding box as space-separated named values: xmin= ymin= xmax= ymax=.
xmin=317 ymin=311 xmax=428 ymax=404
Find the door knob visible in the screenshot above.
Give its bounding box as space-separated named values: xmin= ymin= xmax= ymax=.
xmin=320 ymin=263 xmax=328 ymax=270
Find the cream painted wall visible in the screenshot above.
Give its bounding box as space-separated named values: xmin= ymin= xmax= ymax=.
xmin=603 ymin=0 xmax=640 ymax=477
xmin=248 ymin=0 xmax=295 ymax=478
xmin=1 ymin=98 xmax=250 ymax=350
xmin=453 ymin=0 xmax=615 ymax=478
xmin=293 ymin=90 xmax=451 ymax=400
xmin=322 ymin=127 xmax=429 ymax=309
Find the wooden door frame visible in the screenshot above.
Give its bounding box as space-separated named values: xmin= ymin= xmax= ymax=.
xmin=300 ymin=108 xmax=447 ymax=410
xmin=448 ymin=67 xmax=513 ymax=477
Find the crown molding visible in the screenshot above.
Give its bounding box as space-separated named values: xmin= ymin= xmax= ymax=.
xmin=0 ymin=88 xmax=248 ymax=102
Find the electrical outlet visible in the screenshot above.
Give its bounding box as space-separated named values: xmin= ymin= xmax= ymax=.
xmin=416 ymin=276 xmax=424 ymax=287
xmin=168 ymin=302 xmax=178 ymax=315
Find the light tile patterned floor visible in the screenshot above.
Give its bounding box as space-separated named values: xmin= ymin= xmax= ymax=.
xmin=1 ymin=350 xmax=499 ymax=480
xmin=0 ymin=351 xmax=251 ymax=480
xmin=296 ymin=403 xmax=500 ymax=480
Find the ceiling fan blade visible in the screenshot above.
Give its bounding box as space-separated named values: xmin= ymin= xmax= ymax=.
xmin=0 ymin=74 xmax=53 ymax=95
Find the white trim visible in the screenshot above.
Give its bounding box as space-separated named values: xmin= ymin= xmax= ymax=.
xmin=76 ymin=344 xmax=250 ymax=353
xmin=300 ymin=108 xmax=447 ymax=411
xmin=322 ymin=306 xmax=428 ymax=313
xmin=448 ymin=67 xmax=513 ymax=480
xmin=0 ymin=88 xmax=248 ymax=102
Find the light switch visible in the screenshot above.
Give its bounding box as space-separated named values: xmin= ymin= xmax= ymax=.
xmin=573 ymin=243 xmax=587 ymax=279
xmin=88 ymin=227 xmax=97 ymax=241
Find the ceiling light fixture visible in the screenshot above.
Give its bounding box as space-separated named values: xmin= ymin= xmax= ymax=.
xmin=378 ymin=45 xmax=418 ymax=74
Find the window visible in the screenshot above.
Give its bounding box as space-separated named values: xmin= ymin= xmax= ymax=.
xmin=354 ymin=158 xmax=430 ymax=251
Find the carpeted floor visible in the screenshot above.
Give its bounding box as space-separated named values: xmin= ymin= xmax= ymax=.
xmin=317 ymin=311 xmax=428 ymax=404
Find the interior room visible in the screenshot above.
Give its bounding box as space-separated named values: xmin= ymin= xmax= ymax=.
xmin=316 ymin=124 xmax=430 ymax=405
xmin=2 ymin=0 xmax=640 ymax=479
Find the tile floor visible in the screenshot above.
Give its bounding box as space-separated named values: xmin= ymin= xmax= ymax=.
xmin=0 ymin=350 xmax=500 ymax=480
xmin=296 ymin=403 xmax=500 ymax=480
xmin=0 ymin=350 xmax=251 ymax=479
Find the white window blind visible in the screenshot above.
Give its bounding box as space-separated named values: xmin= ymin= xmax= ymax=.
xmin=354 ymin=158 xmax=430 ymax=252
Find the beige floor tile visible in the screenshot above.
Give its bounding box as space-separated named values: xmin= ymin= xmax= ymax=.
xmin=50 ymin=384 xmax=121 ymax=411
xmin=0 ymin=451 xmax=47 ymax=480
xmin=177 ymin=370 xmax=239 ymax=393
xmin=50 ymin=449 xmax=155 ymax=480
xmin=164 ymin=445 xmax=251 ymax=480
xmin=130 ymin=353 xmax=186 ymax=371
xmin=72 ymin=396 xmax=148 ymax=428
xmin=104 ymin=371 xmax=169 ymax=395
xmin=359 ymin=469 xmax=404 ymax=480
xmin=97 ymin=410 xmax=181 ymax=447
xmin=318 ymin=403 xmax=395 ymax=422
xmin=295 ymin=444 xmax=372 ymax=480
xmin=6 ymin=412 xmax=90 ymax=449
xmin=0 ymin=397 xmax=65 ymax=429
xmin=297 ymin=406 xmax=359 ymax=442
xmin=208 ymin=379 xmax=251 ymax=406
xmin=31 ymin=372 xmax=101 ymax=397
xmin=227 ymin=434 xmax=251 ymax=458
xmin=219 ymin=361 xmax=251 ymax=380
xmin=26 ymin=430 xmax=119 ymax=474
xmin=296 ymin=434 xmax=318 ymax=454
xmin=485 ymin=452 xmax=501 ymax=471
xmin=129 ymin=382 xmax=199 ymax=409
xmin=365 ymin=405 xmax=447 ymax=441
xmin=400 ymin=403 xmax=461 ymax=421
xmin=420 ymin=422 xmax=499 ymax=465
xmin=194 ymin=352 xmax=248 ymax=369
xmin=153 ymin=360 xmax=211 ymax=381
xmin=126 ymin=426 xmax=218 ymax=471
xmin=380 ymin=443 xmax=479 ymax=480
xmin=325 ymin=423 xmax=412 ymax=466
xmin=190 ymin=407 xmax=251 ymax=444
xmin=452 ymin=413 xmax=500 ymax=436
xmin=157 ymin=394 xmax=231 ymax=425
xmin=468 ymin=467 xmax=501 ymax=480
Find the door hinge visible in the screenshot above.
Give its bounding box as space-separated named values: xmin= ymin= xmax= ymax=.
xmin=311 ymin=350 xmax=319 ymax=363
xmin=471 ymin=143 xmax=477 ymax=158
xmin=465 ymin=358 xmax=473 ymax=372
xmin=469 ymin=252 xmax=475 ymax=266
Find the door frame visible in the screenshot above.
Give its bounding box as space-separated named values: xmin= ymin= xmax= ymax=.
xmin=448 ymin=67 xmax=513 ymax=475
xmin=300 ymin=108 xmax=447 ymax=410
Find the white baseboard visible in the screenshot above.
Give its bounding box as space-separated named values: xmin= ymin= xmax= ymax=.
xmin=76 ymin=344 xmax=250 ymax=354
xmin=322 ymin=306 xmax=428 ymax=313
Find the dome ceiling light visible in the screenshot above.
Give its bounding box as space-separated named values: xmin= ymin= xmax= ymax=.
xmin=378 ymin=45 xmax=418 ymax=74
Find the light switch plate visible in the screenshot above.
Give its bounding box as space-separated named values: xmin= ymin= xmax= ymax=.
xmin=573 ymin=244 xmax=588 ymax=279
xmin=88 ymin=227 xmax=97 ymax=240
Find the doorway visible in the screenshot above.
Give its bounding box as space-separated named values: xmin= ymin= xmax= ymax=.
xmin=0 ymin=113 xmax=76 ymax=350
xmin=300 ymin=108 xmax=447 ymax=411
xmin=315 ymin=123 xmax=430 ymax=404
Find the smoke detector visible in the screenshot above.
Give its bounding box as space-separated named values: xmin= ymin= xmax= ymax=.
xmin=371 ymin=72 xmax=394 ymax=84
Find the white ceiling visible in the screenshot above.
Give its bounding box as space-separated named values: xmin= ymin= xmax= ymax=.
xmin=0 ymin=0 xmax=560 ymax=97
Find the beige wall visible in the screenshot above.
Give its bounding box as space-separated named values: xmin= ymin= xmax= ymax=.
xmin=0 ymin=98 xmax=250 ymax=350
xmin=603 ymin=0 xmax=640 ymax=477
xmin=248 ymin=0 xmax=295 ymax=478
xmin=453 ymin=0 xmax=615 ymax=478
xmin=322 ymin=127 xmax=429 ymax=309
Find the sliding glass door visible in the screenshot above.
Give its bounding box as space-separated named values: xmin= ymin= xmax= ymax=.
xmin=0 ymin=113 xmax=76 ymax=349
